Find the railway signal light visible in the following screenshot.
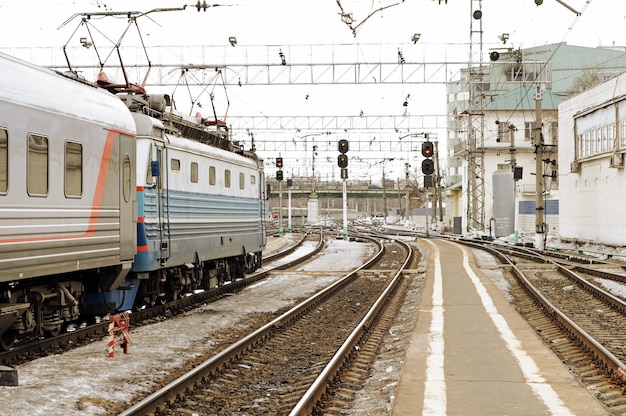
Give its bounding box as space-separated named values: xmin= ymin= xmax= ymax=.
xmin=421 ymin=159 xmax=434 ymax=175
xmin=421 ymin=140 xmax=434 ymax=175
xmin=338 ymin=139 xmax=349 ymax=153
xmin=276 ymin=157 xmax=283 ymax=168
xmin=421 ymin=141 xmax=434 ymax=158
xmin=276 ymin=170 xmax=284 ymax=181
xmin=338 ymin=154 xmax=348 ymax=168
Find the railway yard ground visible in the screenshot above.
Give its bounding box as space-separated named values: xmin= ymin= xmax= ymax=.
xmin=0 ymin=234 xmax=409 ymax=415
xmin=3 ymin=232 xmax=626 ymax=415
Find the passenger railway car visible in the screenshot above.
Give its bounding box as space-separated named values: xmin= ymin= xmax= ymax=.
xmin=0 ymin=52 xmax=266 ymax=349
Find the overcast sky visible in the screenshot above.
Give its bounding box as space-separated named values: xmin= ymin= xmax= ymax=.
xmin=1 ymin=0 xmax=624 ymax=48
xmin=1 ymin=0 xmax=624 ymax=180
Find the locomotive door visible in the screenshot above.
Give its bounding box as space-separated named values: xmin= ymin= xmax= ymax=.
xmin=119 ymin=134 xmax=136 ymax=261
xmin=155 ymin=145 xmax=170 ymax=262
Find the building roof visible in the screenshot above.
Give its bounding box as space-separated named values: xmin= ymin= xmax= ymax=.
xmin=478 ymin=85 xmax=565 ymax=111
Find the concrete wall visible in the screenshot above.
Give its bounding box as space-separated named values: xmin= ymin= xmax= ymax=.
xmin=558 ymin=73 xmax=626 ymax=246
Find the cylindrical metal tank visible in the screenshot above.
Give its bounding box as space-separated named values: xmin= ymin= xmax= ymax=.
xmin=492 ymin=167 xmax=515 ymax=237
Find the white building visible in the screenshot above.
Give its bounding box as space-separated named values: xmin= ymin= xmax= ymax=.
xmin=558 ymin=72 xmax=626 ymax=246
xmin=445 ymin=43 xmax=626 ymax=238
xmin=468 ymin=86 xmax=561 ymax=238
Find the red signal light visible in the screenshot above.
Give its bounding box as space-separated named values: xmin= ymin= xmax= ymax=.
xmin=421 ymin=141 xmax=434 ymax=158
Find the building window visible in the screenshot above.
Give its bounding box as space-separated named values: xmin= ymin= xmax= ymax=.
xmin=548 ymin=121 xmax=558 ymax=146
xmin=496 ymin=122 xmax=509 ymax=143
xmin=28 ymin=133 xmax=48 ymax=196
xmin=225 ymin=169 xmax=231 ymax=188
xmin=191 ymin=162 xmax=198 ymax=183
xmin=0 ymin=129 xmax=7 ymax=194
xmin=209 ymin=166 xmax=216 ymax=185
xmin=65 ymin=141 xmax=82 ymax=197
xmin=524 ymin=122 xmax=535 ymax=142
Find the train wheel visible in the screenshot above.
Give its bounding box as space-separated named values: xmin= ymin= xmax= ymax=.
xmin=0 ymin=330 xmax=16 ymax=351
xmin=133 ymin=303 xmax=146 ymax=312
xmin=45 ymin=324 xmax=62 ymax=338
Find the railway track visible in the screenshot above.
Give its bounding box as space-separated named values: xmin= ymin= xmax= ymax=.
xmin=115 ymin=236 xmax=415 ymax=415
xmin=460 ymin=240 xmax=626 ymax=414
xmin=0 ymin=232 xmax=320 ymax=367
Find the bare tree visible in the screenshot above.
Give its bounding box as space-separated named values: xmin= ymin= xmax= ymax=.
xmin=568 ymin=70 xmax=602 ymax=96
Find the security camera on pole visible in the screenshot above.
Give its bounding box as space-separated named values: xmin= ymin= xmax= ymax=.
xmin=338 ymin=139 xmax=349 ymax=240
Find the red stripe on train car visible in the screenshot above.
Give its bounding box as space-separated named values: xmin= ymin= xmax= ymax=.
xmin=0 ymin=128 xmax=135 ymax=244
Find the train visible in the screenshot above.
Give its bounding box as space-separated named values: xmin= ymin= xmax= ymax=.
xmin=0 ymin=52 xmax=267 ymax=350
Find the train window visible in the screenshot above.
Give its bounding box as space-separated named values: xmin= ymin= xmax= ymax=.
xmin=123 ymin=154 xmax=131 ymax=203
xmin=171 ymin=158 xmax=180 ymax=171
xmin=191 ymin=162 xmax=198 ymax=183
xmin=225 ymin=169 xmax=231 ymax=188
xmin=209 ymin=166 xmax=216 ymax=186
xmin=64 ymin=141 xmax=82 ymax=197
xmin=239 ymin=172 xmax=245 ymax=190
xmin=0 ymin=129 xmax=7 ymax=194
xmin=27 ymin=133 xmax=48 ymax=196
xmin=250 ymin=175 xmax=256 ymax=185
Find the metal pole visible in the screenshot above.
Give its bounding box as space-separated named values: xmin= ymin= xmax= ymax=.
xmin=435 ymin=141 xmax=443 ymax=223
xmin=534 ymin=84 xmax=544 ymax=249
xmin=405 ymin=163 xmax=410 ymax=226
xmin=342 ymin=179 xmax=348 ymax=240
xmin=311 ymin=145 xmax=317 ymax=193
xmin=425 ymin=190 xmax=430 ymax=238
xmin=510 ymin=124 xmax=519 ymax=244
xmin=287 ymin=187 xmax=292 ymax=233
xmin=396 ymin=178 xmax=402 ymax=221
xmin=382 ymin=164 xmax=387 ymax=225
xmin=279 ymin=179 xmax=283 ymax=237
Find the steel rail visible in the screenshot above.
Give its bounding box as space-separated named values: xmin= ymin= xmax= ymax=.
xmin=461 ymin=240 xmax=626 ymax=386
xmin=117 ymin=234 xmax=385 ymax=416
xmin=289 ymin=236 xmax=412 ymax=415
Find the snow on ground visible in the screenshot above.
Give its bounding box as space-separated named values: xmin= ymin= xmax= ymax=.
xmin=595 ymin=278 xmax=626 ymax=299
xmin=386 ymin=220 xmax=626 ymax=262
xmin=0 ymin=237 xmax=377 ymax=416
xmin=470 ymin=248 xmax=514 ymax=302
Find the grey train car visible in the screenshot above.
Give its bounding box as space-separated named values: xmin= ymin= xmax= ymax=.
xmin=0 ymin=52 xmax=266 ymax=349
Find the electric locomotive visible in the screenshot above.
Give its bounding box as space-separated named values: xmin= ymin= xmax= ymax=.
xmin=0 ymin=52 xmax=266 ymax=349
